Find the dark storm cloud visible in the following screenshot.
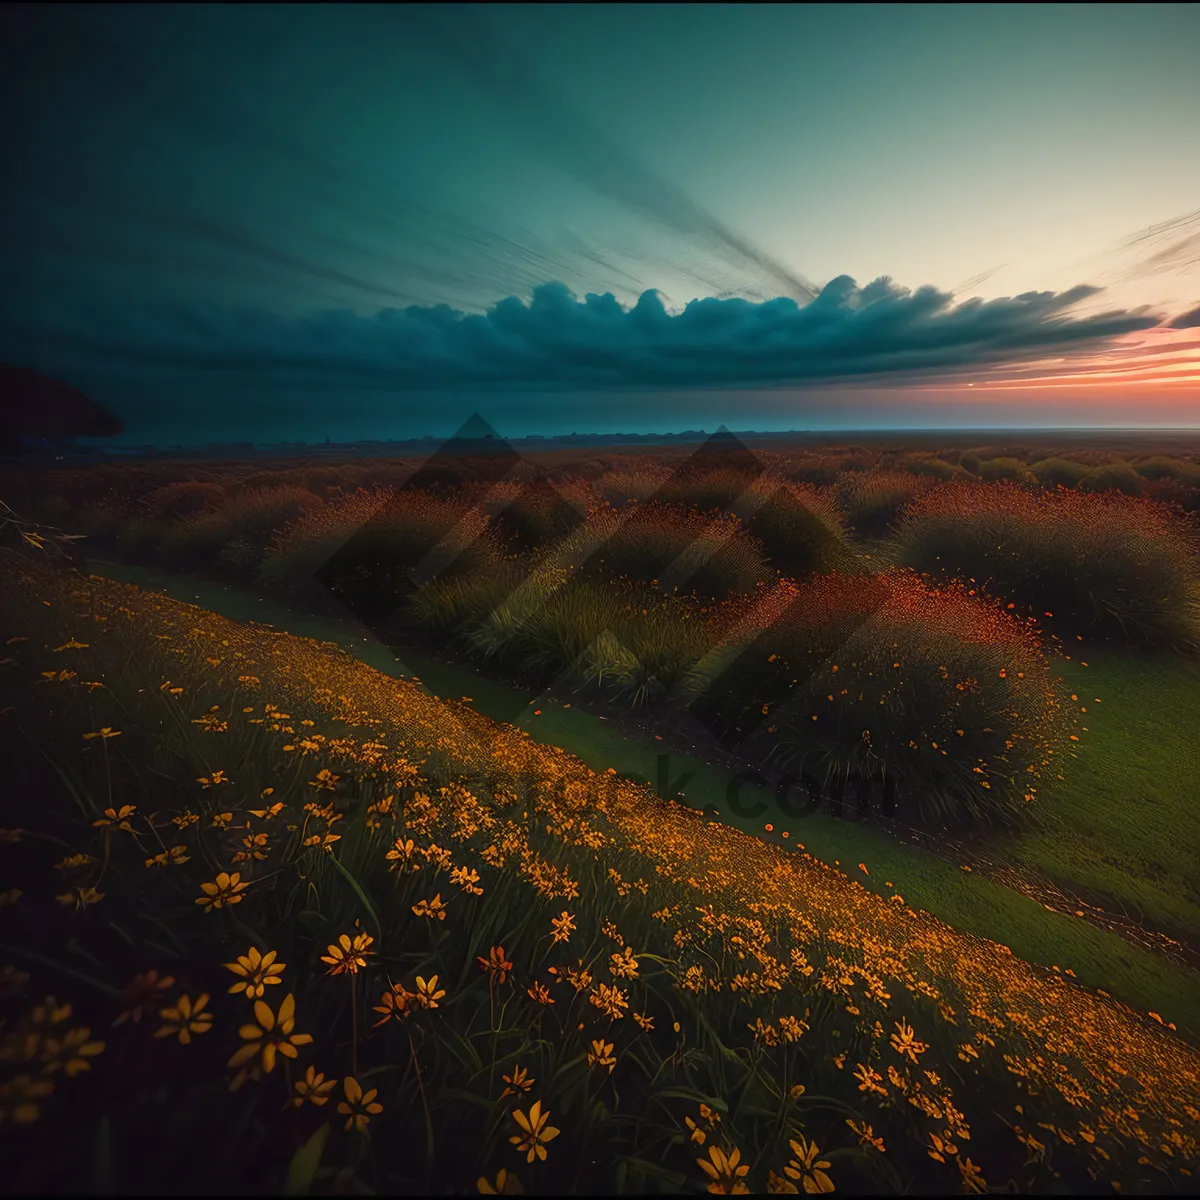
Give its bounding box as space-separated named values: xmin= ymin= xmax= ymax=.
xmin=0 ymin=5 xmax=651 ymax=314
xmin=1170 ymin=302 xmax=1200 ymax=330
xmin=399 ymin=4 xmax=818 ymax=305
xmin=2 ymin=276 xmax=1162 ymax=394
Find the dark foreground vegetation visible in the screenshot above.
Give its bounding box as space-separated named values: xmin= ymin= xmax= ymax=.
xmin=0 ymin=434 xmax=1198 ymax=1194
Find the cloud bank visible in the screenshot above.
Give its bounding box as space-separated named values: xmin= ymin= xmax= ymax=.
xmin=1170 ymin=302 xmax=1200 ymax=330
xmin=2 ymin=276 xmax=1164 ymax=395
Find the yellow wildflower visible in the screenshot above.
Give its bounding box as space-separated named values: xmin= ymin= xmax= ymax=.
xmin=227 ymin=993 xmax=313 ymax=1076
xmin=224 ymin=946 xmax=286 ymax=999
xmin=449 ymin=865 xmax=484 ymax=895
xmin=155 ymin=994 xmax=213 ymax=1044
xmin=92 ymin=805 xmax=136 ymax=832
xmin=587 ymin=1039 xmax=616 ymax=1073
xmin=372 ymin=983 xmax=416 ymax=1027
xmin=291 ymin=1065 xmax=337 ymax=1108
xmin=55 ymin=886 xmax=104 ymax=910
xmin=415 ymin=975 xmax=445 ymax=1009
xmin=320 ymin=932 xmax=374 ymax=976
xmin=196 ymin=871 xmax=249 ymax=911
xmin=890 ymin=1018 xmax=928 ymax=1064
xmin=412 ymin=894 xmax=447 ymax=921
xmin=477 ymin=1168 xmax=524 ymax=1194
xmin=338 ymin=1075 xmax=383 ymax=1133
xmin=609 ymin=946 xmax=639 ymax=979
xmin=784 ymin=1135 xmax=834 ymax=1194
xmin=697 ymin=1144 xmax=751 ymax=1195
xmin=509 ymin=1100 xmax=560 ymax=1163
xmin=589 ymin=982 xmax=628 ymax=1021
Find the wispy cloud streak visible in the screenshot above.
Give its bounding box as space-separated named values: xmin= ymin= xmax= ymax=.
xmin=399 ymin=4 xmax=818 ymax=305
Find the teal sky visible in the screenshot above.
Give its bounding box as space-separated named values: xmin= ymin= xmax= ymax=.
xmin=1 ymin=3 xmax=1198 ymax=443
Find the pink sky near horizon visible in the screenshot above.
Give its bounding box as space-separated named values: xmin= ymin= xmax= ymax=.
xmin=901 ymin=324 xmax=1200 ymax=424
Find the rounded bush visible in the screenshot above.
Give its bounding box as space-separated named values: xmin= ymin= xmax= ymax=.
xmin=654 ymin=466 xmax=761 ymax=514
xmin=733 ymin=479 xmax=861 ymax=578
xmin=977 ymin=457 xmax=1033 ymax=483
xmin=899 ymin=456 xmax=972 ymax=481
xmin=158 ymin=485 xmax=323 ymax=576
xmin=835 ymin=470 xmax=936 ymax=539
xmin=1078 ymin=462 xmax=1145 ymax=496
xmin=894 ymin=481 xmax=1200 ymax=648
xmin=311 ymin=488 xmax=507 ymax=619
xmin=259 ymin=487 xmax=388 ymax=597
xmin=485 ymin=482 xmax=587 ymax=552
xmin=787 ymin=455 xmax=841 ymax=487
xmin=465 ymin=571 xmax=715 ymax=705
xmin=403 ymin=558 xmax=526 ymax=639
xmin=141 ymin=481 xmax=227 ymax=522
xmin=1133 ymin=455 xmax=1192 ymax=482
xmin=680 ymin=570 xmax=1072 ymax=829
xmin=1029 ymin=458 xmax=1091 ymax=489
xmin=564 ymin=501 xmax=772 ymax=602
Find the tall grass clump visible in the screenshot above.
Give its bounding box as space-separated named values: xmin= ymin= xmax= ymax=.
xmin=462 ymin=567 xmax=718 ymax=705
xmin=157 ymin=485 xmax=323 ymax=577
xmin=141 ymin=480 xmax=228 ymax=522
xmin=483 ymin=481 xmax=589 ymax=552
xmin=257 ymin=487 xmax=389 ymax=599
xmin=402 ymin=559 xmax=527 ymax=640
xmin=731 ymin=479 xmax=862 ymax=578
xmin=834 ymin=470 xmax=936 ymax=539
xmin=787 ymin=454 xmax=843 ymax=487
xmin=597 ymin=463 xmax=673 ymax=507
xmin=565 ymin=502 xmax=772 ymax=602
xmin=682 ymin=569 xmax=1072 ymax=829
xmin=894 ymin=481 xmax=1200 ymax=648
xmin=315 ymin=487 xmax=508 ymax=621
xmin=654 ymin=465 xmax=761 ymax=514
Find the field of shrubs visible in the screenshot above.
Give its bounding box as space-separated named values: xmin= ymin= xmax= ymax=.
xmin=1 ymin=436 xmax=1198 ymax=1193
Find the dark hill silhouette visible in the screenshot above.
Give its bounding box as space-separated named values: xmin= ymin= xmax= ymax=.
xmin=0 ymin=364 xmax=123 ymax=454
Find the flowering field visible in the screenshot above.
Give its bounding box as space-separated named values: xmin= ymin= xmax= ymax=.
xmin=1 ymin=548 xmax=1197 ymax=1195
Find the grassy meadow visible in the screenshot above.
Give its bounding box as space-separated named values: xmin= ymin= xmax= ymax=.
xmin=1 ymin=435 xmax=1199 ymax=1194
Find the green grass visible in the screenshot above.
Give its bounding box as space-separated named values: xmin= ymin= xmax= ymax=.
xmin=1001 ymin=650 xmax=1200 ymax=943
xmin=498 ymin=698 xmax=1200 ymax=1045
xmin=84 ymin=558 xmax=1200 ymax=1044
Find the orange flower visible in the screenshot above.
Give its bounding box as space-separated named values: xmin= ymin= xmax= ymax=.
xmin=113 ymin=969 xmax=176 ymax=1027
xmin=478 ymin=945 xmax=513 ymax=985
xmin=320 ymin=932 xmax=374 ymax=976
